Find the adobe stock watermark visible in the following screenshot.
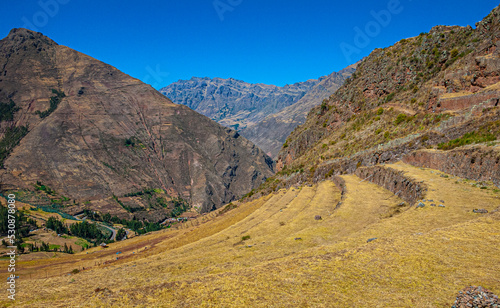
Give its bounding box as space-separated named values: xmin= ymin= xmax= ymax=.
xmin=5 ymin=194 xmax=18 ymax=301
xmin=143 ymin=65 xmax=169 ymax=89
xmin=340 ymin=0 xmax=411 ymax=63
xmin=213 ymin=0 xmax=243 ymax=21
xmin=21 ymin=0 xmax=70 ymax=32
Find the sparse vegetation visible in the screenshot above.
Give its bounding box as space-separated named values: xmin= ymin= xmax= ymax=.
xmin=0 ymin=100 xmax=20 ymax=122
xmin=0 ymin=126 xmax=28 ymax=167
xmin=35 ymin=181 xmax=56 ymax=195
xmin=394 ymin=113 xmax=407 ymax=125
xmin=438 ymin=131 xmax=497 ymax=150
xmin=36 ymin=89 xmax=66 ymax=118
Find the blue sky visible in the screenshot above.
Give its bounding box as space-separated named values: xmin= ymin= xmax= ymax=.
xmin=0 ymin=0 xmax=498 ymax=88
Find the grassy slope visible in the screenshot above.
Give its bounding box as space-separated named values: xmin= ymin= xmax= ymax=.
xmin=6 ymin=163 xmax=500 ymax=307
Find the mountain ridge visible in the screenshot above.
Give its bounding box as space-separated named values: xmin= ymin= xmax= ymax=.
xmin=160 ymin=66 xmax=354 ymax=157
xmin=159 ymin=76 xmax=318 ymax=133
xmin=0 ymin=28 xmax=274 ymax=218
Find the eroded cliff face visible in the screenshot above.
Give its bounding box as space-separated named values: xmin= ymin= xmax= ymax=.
xmin=0 ymin=28 xmax=274 ymax=218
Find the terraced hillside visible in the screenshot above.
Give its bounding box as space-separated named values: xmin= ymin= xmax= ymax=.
xmin=6 ymin=160 xmax=499 ymax=307
xmin=276 ymin=5 xmax=500 ymax=181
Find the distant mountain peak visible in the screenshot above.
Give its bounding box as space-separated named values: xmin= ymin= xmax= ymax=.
xmin=6 ymin=28 xmax=57 ymax=45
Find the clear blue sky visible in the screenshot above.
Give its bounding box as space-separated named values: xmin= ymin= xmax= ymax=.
xmin=0 ymin=0 xmax=498 ymax=88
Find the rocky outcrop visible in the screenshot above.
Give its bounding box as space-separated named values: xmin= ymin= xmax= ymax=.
xmin=0 ymin=28 xmax=274 ymax=218
xmin=403 ymin=147 xmax=500 ymax=187
xmin=354 ymin=166 xmax=427 ymax=205
xmin=452 ymin=286 xmax=500 ymax=308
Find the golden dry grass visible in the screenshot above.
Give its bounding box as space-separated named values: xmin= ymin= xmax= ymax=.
xmin=440 ymin=81 xmax=500 ymax=100
xmin=440 ymin=91 xmax=474 ymax=99
xmin=3 ymin=163 xmax=500 ymax=307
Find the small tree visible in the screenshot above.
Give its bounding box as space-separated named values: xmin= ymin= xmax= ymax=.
xmin=116 ymin=228 xmax=127 ymax=241
xmin=16 ymin=243 xmax=24 ymax=254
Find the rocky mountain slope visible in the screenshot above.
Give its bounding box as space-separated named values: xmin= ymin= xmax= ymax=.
xmin=240 ymin=64 xmax=357 ymax=157
xmin=160 ymin=67 xmax=354 ymax=158
xmin=270 ymin=4 xmax=500 ymax=189
xmin=0 ymin=28 xmax=274 ymax=218
xmin=160 ymin=77 xmax=318 ymax=132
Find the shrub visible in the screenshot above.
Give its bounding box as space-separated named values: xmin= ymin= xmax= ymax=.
xmin=385 ymin=93 xmax=395 ymax=102
xmin=376 ymin=108 xmax=384 ymax=115
xmin=325 ymin=168 xmax=334 ymax=179
xmin=242 ymin=235 xmax=250 ymax=241
xmin=394 ymin=114 xmax=407 ymax=125
xmin=320 ymin=100 xmax=329 ymax=113
xmin=116 ymin=228 xmax=127 ymax=241
xmin=0 ymin=100 xmax=20 ymax=122
xmin=124 ymin=138 xmax=135 ymax=147
xmin=309 ymin=166 xmax=316 ymax=175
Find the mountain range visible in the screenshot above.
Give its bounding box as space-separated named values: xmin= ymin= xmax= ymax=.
xmin=160 ymin=65 xmax=355 ymax=157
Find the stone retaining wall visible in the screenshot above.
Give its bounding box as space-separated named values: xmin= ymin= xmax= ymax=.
xmin=354 ymin=166 xmax=427 ymax=205
xmin=403 ymin=147 xmax=500 ymax=187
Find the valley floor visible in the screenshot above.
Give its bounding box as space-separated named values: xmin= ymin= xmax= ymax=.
xmin=4 ymin=162 xmax=500 ymax=307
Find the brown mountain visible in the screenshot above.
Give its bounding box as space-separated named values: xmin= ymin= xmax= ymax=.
xmin=0 ymin=28 xmax=274 ymax=219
